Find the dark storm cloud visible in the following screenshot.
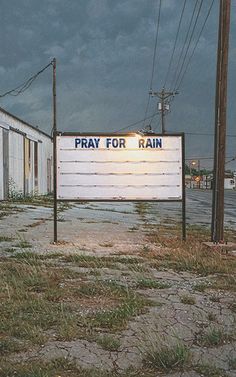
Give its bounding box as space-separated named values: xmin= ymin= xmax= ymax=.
xmin=0 ymin=0 xmax=235 ymax=169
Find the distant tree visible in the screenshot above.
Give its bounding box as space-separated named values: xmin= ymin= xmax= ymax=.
xmin=185 ymin=164 xmax=190 ymax=174
xmin=200 ymin=168 xmax=212 ymax=176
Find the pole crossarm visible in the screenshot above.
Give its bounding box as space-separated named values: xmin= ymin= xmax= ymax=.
xmin=149 ymin=88 xmax=179 ymax=134
xmin=149 ymin=89 xmax=179 ymax=99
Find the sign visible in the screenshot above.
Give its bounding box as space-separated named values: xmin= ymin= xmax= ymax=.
xmin=56 ymin=133 xmax=183 ymax=201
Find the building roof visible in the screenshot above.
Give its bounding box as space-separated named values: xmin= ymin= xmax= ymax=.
xmin=0 ymin=106 xmax=52 ymax=140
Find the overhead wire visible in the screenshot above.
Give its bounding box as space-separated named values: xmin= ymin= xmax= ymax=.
xmin=172 ymin=0 xmax=204 ymax=91
xmin=163 ymin=0 xmax=187 ymax=89
xmin=151 ymin=115 xmax=161 ymax=132
xmin=175 ymin=0 xmax=215 ymax=90
xmin=114 ymin=112 xmax=159 ymax=133
xmin=185 ymin=131 xmax=236 ymax=138
xmin=142 ymin=0 xmax=162 ymax=127
xmin=186 ymin=155 xmax=235 ymax=161
xmin=169 ymin=0 xmax=200 ymax=90
xmin=0 ymin=61 xmax=53 ymax=98
xmin=225 ymin=156 xmax=236 ymax=165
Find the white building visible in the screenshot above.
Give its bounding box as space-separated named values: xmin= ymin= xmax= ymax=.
xmin=224 ymin=176 xmax=235 ymax=190
xmin=0 ymin=107 xmax=53 ymax=200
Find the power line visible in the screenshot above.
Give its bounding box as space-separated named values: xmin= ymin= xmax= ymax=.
xmin=151 ymin=114 xmax=161 ymax=132
xmin=143 ymin=0 xmax=162 ymax=126
xmin=185 ymin=131 xmax=236 ymax=138
xmin=176 ymin=0 xmax=215 ymax=90
xmin=186 ymin=155 xmax=235 ymax=161
xmin=149 ymin=0 xmax=162 ymax=92
xmin=163 ymin=0 xmax=187 ymax=88
xmin=169 ymin=0 xmax=200 ymax=90
xmin=225 ymin=156 xmax=236 ymax=165
xmin=0 ymin=61 xmax=53 ymax=98
xmin=172 ymin=0 xmax=204 ymax=90
xmin=114 ymin=112 xmax=159 ymax=133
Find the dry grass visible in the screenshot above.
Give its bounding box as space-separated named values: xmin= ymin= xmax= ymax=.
xmin=97 ymin=335 xmax=121 ymax=351
xmin=142 ymin=342 xmax=190 ymax=371
xmin=0 ymin=358 xmax=148 ymax=377
xmin=196 ymin=328 xmax=233 ymax=347
xmin=63 ymin=254 xmax=144 ymax=270
xmin=143 ymin=229 xmax=236 ymax=279
xmin=1 ymin=223 xmax=235 ymax=374
xmin=136 ymin=278 xmax=170 ymax=289
xmin=180 ymin=295 xmax=196 ymax=305
xmin=0 ymin=256 xmax=150 ymax=352
xmin=194 ymin=364 xmax=228 ymax=377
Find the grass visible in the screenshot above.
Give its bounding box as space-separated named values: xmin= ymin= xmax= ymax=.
xmin=0 ymin=211 xmax=13 ymax=219
xmin=192 ymin=282 xmax=210 ymax=292
xmin=229 ymin=357 xmax=236 ymax=369
xmin=0 ymin=358 xmax=78 ymax=377
xmin=129 ymin=226 xmax=138 ymax=232
xmin=1 ymin=222 xmax=235 ymax=372
xmin=63 ymin=254 xmax=143 ymax=270
xmin=0 ymin=358 xmax=148 ymax=377
xmin=229 ymin=302 xmax=236 ymax=313
xmin=12 ymin=251 xmax=62 ymax=260
xmin=194 ymin=364 xmax=228 ymax=377
xmin=145 ymin=228 xmax=236 ymax=278
xmin=0 ymin=337 xmax=24 ymax=355
xmin=142 ymin=245 xmax=151 ymax=253
xmin=207 ymin=312 xmax=216 ymax=322
xmin=197 ymin=328 xmax=231 ymax=347
xmin=82 ymin=280 xmax=151 ymax=330
xmin=0 ymin=258 xmax=151 ymax=351
xmin=14 ymin=240 xmax=32 ymax=249
xmin=135 ymin=202 xmax=150 ymax=216
xmin=136 ymin=278 xmax=170 ymax=289
xmin=4 ymin=248 xmax=16 ymax=253
xmin=99 ymin=242 xmax=114 ymax=248
xmin=142 ymin=342 xmax=190 ymax=371
xmin=210 ymin=274 xmax=236 ymax=291
xmin=97 ymin=335 xmax=121 ymax=351
xmin=0 ymin=236 xmax=14 ymax=242
xmin=91 ymin=296 xmax=148 ymax=330
xmin=180 ymin=295 xmax=196 ymax=305
xmin=209 ymin=294 xmax=220 ymax=302
xmin=0 ymin=260 xmax=82 ymax=345
xmin=9 ymin=194 xmax=54 ymax=207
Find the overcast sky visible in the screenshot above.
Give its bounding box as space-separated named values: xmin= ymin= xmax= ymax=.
xmin=0 ymin=0 xmax=235 ymax=169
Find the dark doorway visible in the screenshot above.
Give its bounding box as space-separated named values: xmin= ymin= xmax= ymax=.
xmin=2 ymin=129 xmax=9 ymax=199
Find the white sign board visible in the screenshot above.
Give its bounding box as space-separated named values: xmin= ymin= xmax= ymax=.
xmin=56 ymin=134 xmax=183 ymax=201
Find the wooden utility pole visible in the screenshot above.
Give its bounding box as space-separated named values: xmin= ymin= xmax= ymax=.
xmin=52 ymin=58 xmax=58 ymax=243
xmin=211 ymin=0 xmax=231 ymax=243
xmin=149 ymin=88 xmax=178 ymax=134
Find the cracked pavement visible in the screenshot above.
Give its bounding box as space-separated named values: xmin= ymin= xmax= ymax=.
xmin=0 ymin=189 xmax=235 ymax=376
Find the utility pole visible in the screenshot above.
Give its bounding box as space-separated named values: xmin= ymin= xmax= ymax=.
xmin=149 ymin=88 xmax=178 ymax=133
xmin=211 ymin=0 xmax=231 ymax=243
xmin=52 ymin=57 xmax=58 ymax=243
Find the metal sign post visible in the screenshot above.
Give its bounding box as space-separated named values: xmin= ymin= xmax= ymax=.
xmin=53 ymin=132 xmax=186 ymax=242
xmin=182 ymin=133 xmax=186 ymax=240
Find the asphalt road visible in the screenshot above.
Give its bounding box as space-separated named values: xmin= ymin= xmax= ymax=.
xmin=140 ymin=189 xmax=236 ymax=229
xmin=185 ymin=189 xmax=236 ymax=228
xmin=73 ymin=189 xmax=236 ymax=229
xmin=0 ymin=189 xmax=235 ymax=248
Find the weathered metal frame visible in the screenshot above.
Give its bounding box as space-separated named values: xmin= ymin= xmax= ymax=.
xmin=53 ymin=132 xmax=186 ymax=242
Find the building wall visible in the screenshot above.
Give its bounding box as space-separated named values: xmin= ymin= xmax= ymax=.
xmin=224 ymin=178 xmax=235 ymax=190
xmin=0 ymin=110 xmax=52 ymax=200
xmin=0 ymin=127 xmax=3 ymax=199
xmin=9 ymin=130 xmax=24 ymax=195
